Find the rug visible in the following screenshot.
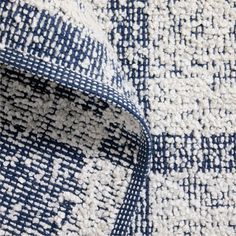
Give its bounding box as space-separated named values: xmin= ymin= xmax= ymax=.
xmin=0 ymin=0 xmax=235 ymax=235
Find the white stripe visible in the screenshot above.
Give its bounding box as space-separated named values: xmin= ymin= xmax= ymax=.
xmin=147 ymin=78 xmax=236 ymax=137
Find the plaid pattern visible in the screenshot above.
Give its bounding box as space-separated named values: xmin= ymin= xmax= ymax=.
xmin=0 ymin=0 xmax=235 ymax=235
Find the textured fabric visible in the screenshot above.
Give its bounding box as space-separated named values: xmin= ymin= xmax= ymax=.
xmin=0 ymin=0 xmax=235 ymax=235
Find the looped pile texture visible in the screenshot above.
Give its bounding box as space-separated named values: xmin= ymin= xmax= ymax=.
xmin=0 ymin=0 xmax=236 ymax=235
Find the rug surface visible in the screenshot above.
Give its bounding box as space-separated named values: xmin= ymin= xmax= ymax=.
xmin=0 ymin=0 xmax=235 ymax=235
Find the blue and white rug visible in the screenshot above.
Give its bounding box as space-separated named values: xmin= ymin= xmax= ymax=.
xmin=0 ymin=0 xmax=235 ymax=235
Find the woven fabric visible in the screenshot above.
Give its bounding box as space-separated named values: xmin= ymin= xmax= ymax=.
xmin=0 ymin=0 xmax=235 ymax=235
